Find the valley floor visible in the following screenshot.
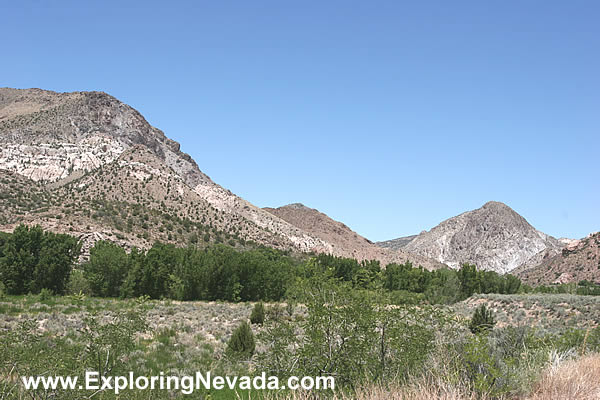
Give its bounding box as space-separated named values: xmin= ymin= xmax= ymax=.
xmin=1 ymin=294 xmax=599 ymax=399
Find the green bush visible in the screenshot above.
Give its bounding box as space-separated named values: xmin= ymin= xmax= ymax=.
xmin=38 ymin=288 xmax=54 ymax=302
xmin=469 ymin=304 xmax=496 ymax=334
xmin=250 ymin=302 xmax=265 ymax=325
xmin=259 ymin=274 xmax=457 ymax=389
xmin=227 ymin=321 xmax=255 ymax=359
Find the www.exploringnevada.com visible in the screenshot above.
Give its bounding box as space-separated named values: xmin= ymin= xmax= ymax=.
xmin=21 ymin=371 xmax=335 ymax=395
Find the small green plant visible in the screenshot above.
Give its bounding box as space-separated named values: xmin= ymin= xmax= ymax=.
xmin=286 ymin=301 xmax=295 ymax=317
xmin=38 ymin=288 xmax=54 ymax=302
xmin=81 ymin=307 xmax=148 ymax=376
xmin=226 ymin=321 xmax=255 ymax=358
xmin=469 ymin=304 xmax=496 ymax=334
xmin=250 ymin=302 xmax=265 ymax=325
xmin=71 ymin=290 xmax=87 ymax=304
xmin=267 ymin=304 xmax=285 ymax=322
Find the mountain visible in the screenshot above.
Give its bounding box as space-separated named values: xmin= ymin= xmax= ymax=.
xmin=514 ymin=232 xmax=600 ymax=285
xmin=264 ymin=203 xmax=445 ymax=269
xmin=381 ymin=201 xmax=563 ymax=274
xmin=0 ymin=87 xmax=440 ymax=267
xmin=0 ymin=88 xmax=337 ymax=253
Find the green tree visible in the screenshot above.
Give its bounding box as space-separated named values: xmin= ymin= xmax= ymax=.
xmin=84 ymin=240 xmax=130 ymax=297
xmin=227 ymin=321 xmax=255 ymax=358
xmin=458 ymin=263 xmax=479 ymax=300
xmin=425 ymin=268 xmax=460 ymax=304
xmin=0 ymin=225 xmax=80 ymax=295
xmin=503 ymin=274 xmax=521 ymax=294
xmin=469 ymin=304 xmax=496 ymax=334
xmin=250 ymin=302 xmax=265 ymax=325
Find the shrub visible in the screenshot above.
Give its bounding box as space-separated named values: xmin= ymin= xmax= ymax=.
xmin=469 ymin=304 xmax=496 ymax=334
xmin=227 ymin=321 xmax=255 ymax=358
xmin=38 ymin=288 xmax=54 ymax=302
xmin=81 ymin=307 xmax=148 ymax=376
xmin=267 ymin=304 xmax=285 ymax=322
xmin=250 ymin=302 xmax=265 ymax=325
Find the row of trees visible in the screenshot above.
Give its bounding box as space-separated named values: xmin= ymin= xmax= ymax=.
xmin=83 ymin=241 xmax=297 ymax=301
xmin=0 ymin=224 xmax=567 ymax=304
xmin=383 ymin=261 xmax=520 ymax=299
xmin=311 ymin=254 xmax=522 ymax=303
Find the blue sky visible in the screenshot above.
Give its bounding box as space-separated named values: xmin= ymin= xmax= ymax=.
xmin=2 ymin=1 xmax=598 ymax=241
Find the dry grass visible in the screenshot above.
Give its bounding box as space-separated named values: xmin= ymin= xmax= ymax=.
xmin=526 ymin=353 xmax=600 ymax=400
xmin=349 ymin=381 xmax=486 ymax=400
xmin=261 ymin=354 xmax=600 ymax=400
xmin=260 ymin=375 xmax=490 ymax=400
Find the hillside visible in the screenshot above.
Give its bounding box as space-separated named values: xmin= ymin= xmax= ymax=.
xmin=264 ymin=203 xmax=446 ymax=269
xmin=381 ymin=201 xmax=563 ymax=274
xmin=515 ymin=232 xmax=600 ymax=285
xmin=0 ymin=88 xmax=338 ymax=254
xmin=0 ymin=87 xmax=441 ymax=267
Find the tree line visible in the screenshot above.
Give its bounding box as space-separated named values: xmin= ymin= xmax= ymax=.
xmin=2 ymin=224 xmax=595 ymax=303
xmin=83 ymin=240 xmax=296 ymax=301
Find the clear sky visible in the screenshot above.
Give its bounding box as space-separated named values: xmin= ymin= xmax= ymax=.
xmin=1 ymin=1 xmax=598 ymax=241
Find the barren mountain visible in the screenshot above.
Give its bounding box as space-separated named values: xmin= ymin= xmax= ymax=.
xmin=382 ymin=201 xmax=563 ymax=274
xmin=515 ymin=232 xmax=600 ymax=285
xmin=264 ymin=203 xmax=446 ymax=269
xmin=0 ymin=87 xmax=440 ymax=267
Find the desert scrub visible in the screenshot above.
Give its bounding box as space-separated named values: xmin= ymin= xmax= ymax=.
xmin=429 ymin=325 xmax=554 ymax=398
xmin=454 ymin=294 xmax=600 ymax=333
xmin=0 ymin=305 xmax=148 ymax=400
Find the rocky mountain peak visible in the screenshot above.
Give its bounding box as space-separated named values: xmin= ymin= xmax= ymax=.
xmin=381 ymin=201 xmax=563 ymax=274
xmin=481 ymin=200 xmax=512 ymax=211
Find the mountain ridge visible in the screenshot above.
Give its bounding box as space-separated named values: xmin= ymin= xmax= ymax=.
xmin=264 ymin=203 xmax=445 ymax=269
xmin=0 ymin=87 xmax=442 ymax=267
xmin=515 ymin=232 xmax=600 ymax=285
xmin=379 ymin=201 xmax=564 ymax=274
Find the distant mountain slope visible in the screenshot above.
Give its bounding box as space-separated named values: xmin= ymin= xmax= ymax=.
xmin=515 ymin=232 xmax=600 ymax=285
xmin=0 ymin=88 xmax=334 ymax=254
xmin=0 ymin=87 xmax=441 ymax=267
xmin=377 ymin=235 xmax=418 ymax=250
xmin=264 ymin=203 xmax=446 ymax=270
xmin=382 ymin=201 xmax=562 ymax=274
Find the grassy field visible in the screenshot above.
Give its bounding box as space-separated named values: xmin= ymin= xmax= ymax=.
xmin=1 ymin=292 xmax=600 ymax=399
